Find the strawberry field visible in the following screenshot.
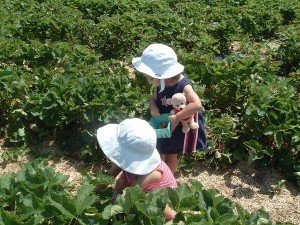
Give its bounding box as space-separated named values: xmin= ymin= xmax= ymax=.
xmin=0 ymin=0 xmax=299 ymax=224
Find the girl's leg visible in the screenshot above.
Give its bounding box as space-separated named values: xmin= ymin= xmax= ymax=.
xmin=164 ymin=154 xmax=178 ymax=174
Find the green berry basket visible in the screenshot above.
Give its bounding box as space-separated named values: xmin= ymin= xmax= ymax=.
xmin=149 ymin=113 xmax=171 ymax=138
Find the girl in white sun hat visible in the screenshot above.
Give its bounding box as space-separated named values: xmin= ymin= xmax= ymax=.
xmin=132 ymin=43 xmax=207 ymax=174
xmin=97 ymin=118 xmax=177 ymax=221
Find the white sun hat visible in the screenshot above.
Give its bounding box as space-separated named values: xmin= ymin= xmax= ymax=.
xmin=97 ymin=118 xmax=161 ymax=175
xmin=132 ymin=43 xmax=184 ymax=92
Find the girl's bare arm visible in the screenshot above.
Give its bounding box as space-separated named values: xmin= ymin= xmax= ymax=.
xmin=115 ymin=171 xmax=127 ymax=193
xmin=149 ymin=91 xmax=160 ymax=116
xmin=134 ymin=170 xmax=162 ymax=188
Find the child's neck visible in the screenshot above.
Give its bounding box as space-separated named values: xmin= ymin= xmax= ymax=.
xmin=165 ymin=74 xmax=184 ymax=87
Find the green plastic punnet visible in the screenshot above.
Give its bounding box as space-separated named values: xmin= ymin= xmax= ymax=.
xmin=149 ymin=113 xmax=171 ymax=138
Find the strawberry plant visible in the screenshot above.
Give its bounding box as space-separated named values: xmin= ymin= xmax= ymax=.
xmin=0 ymin=160 xmax=115 ymax=225
xmin=0 ymin=159 xmax=295 ymax=224
xmin=241 ymin=76 xmax=300 ymax=177
xmin=236 ymin=1 xmax=282 ymax=40
xmin=1 ymin=0 xmax=300 ymax=187
xmin=275 ymin=28 xmax=300 ymax=75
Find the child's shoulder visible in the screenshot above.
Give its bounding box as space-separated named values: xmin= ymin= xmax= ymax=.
xmin=147 ymin=169 xmax=163 ymax=182
xmin=176 ymin=76 xmax=191 ymax=91
xmin=179 ymin=76 xmax=190 ymax=84
xmin=137 ymin=169 xmax=162 ymax=187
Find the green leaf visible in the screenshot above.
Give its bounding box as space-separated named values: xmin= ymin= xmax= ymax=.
xmin=198 ymin=191 xmax=207 ymax=211
xmin=18 ymin=128 xmax=25 ymax=137
xmin=75 ymin=185 xmax=97 ymax=215
xmin=218 ymin=213 xmax=238 ymax=224
xmin=13 ymin=109 xmax=27 ymax=116
xmin=46 ymin=195 xmax=76 ymax=219
xmin=264 ymin=126 xmax=274 ymax=135
xmin=135 ymin=202 xmax=161 ymax=218
xmin=210 ymin=207 xmax=219 ymax=221
xmin=202 ymin=190 xmax=214 ymax=209
xmin=0 ymin=173 xmax=14 ymax=190
xmin=189 ymin=179 xmax=204 ymax=191
xmin=206 ymin=207 xmax=213 ymax=222
xmin=117 ymin=186 xmax=144 ymax=214
xmin=86 ymin=172 xmax=115 ymax=186
xmin=102 ymin=205 xmax=123 ymax=220
xmin=274 ymin=132 xmax=283 ymax=148
xmin=292 ymin=134 xmax=300 ymax=144
xmin=175 ymin=183 xmax=196 ymax=210
xmin=216 ymin=200 xmax=234 ymax=215
xmin=0 ymin=210 xmax=22 ymax=225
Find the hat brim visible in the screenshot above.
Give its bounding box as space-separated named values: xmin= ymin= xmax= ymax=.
xmin=132 ymin=57 xmax=184 ymax=79
xmin=97 ymin=124 xmax=161 ymax=175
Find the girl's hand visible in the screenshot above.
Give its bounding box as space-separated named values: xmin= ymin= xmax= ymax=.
xmin=169 ymin=114 xmax=179 ymax=132
xmin=164 ymin=204 xmax=176 ymax=221
xmin=150 ymin=106 xmax=160 ymax=117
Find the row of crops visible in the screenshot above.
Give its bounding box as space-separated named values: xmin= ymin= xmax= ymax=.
xmin=0 ymin=0 xmax=299 ymax=223
xmin=0 ymin=160 xmax=291 ymax=224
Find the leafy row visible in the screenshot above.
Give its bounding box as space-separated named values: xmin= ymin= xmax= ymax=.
xmin=0 ymin=161 xmax=292 ymax=224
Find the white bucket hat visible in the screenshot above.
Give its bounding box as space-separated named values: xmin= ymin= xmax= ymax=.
xmin=132 ymin=43 xmax=184 ymax=92
xmin=97 ymin=118 xmax=161 ymax=175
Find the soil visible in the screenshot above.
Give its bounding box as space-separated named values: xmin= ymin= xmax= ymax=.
xmin=0 ymin=140 xmax=299 ymax=224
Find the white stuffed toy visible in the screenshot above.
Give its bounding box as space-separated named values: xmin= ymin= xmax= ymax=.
xmin=167 ymin=93 xmax=199 ymax=133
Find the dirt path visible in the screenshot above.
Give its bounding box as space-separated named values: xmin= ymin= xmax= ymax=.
xmin=0 ymin=143 xmax=299 ymax=224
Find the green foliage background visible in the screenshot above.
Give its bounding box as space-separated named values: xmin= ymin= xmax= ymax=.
xmin=0 ymin=0 xmax=299 ymax=191
xmin=0 ymin=0 xmax=300 ymax=224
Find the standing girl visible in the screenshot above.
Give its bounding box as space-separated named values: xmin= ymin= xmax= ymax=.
xmin=132 ymin=43 xmax=207 ymax=174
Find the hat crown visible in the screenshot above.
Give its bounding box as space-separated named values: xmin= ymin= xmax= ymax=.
xmin=141 ymin=44 xmax=178 ymax=76
xmin=117 ymin=118 xmax=156 ymax=154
